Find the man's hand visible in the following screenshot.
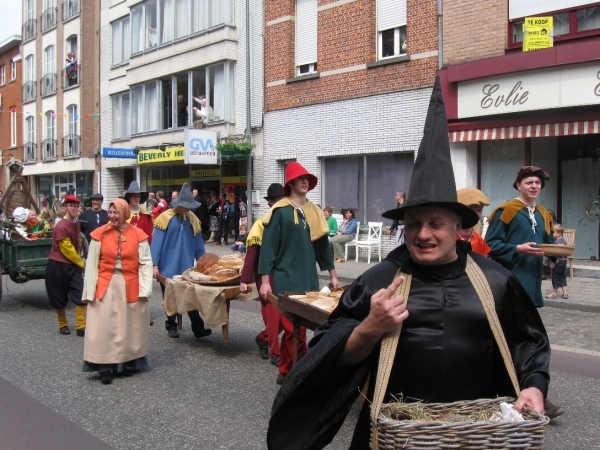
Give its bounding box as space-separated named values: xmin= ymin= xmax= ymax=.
xmin=339 ymin=276 xmax=408 ymax=366
xmin=516 ymin=242 xmax=545 ymax=257
xmin=259 ymin=275 xmax=272 ymax=301
xmin=239 ymin=282 xmax=248 ymax=294
xmin=514 ymin=387 xmax=544 ymax=414
xmin=329 ymin=270 xmax=340 ymax=289
xmin=153 ymin=265 xmax=159 ymax=279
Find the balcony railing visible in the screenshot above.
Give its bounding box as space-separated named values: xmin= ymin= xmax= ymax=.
xmin=22 ymin=19 xmax=36 ymax=42
xmin=62 ymin=0 xmax=79 ymax=22
xmin=42 ymin=139 xmax=57 ymax=161
xmin=41 ymin=7 xmax=57 ymax=33
xmin=63 ymin=64 xmax=79 ymax=89
xmin=63 ymin=134 xmax=80 ymax=157
xmin=24 ymin=143 xmax=37 ymax=163
xmin=22 ymin=81 xmax=36 ymax=103
xmin=41 ymin=73 xmax=57 ymax=97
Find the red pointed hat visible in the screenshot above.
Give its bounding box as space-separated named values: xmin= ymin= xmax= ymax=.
xmin=284 ymin=162 xmax=318 ymax=196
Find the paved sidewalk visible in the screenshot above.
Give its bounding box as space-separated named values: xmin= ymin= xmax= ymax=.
xmin=209 ymin=242 xmax=600 ymax=313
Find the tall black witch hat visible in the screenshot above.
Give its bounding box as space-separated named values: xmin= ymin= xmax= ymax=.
xmin=382 ymin=78 xmax=479 ymax=228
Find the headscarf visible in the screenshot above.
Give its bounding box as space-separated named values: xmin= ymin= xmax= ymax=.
xmin=109 ymin=198 xmax=131 ymax=228
xmin=13 ymin=207 xmax=29 ymax=223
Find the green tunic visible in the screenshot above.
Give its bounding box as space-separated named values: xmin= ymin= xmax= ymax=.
xmin=485 ymin=206 xmax=554 ymax=307
xmin=258 ymin=205 xmax=334 ymax=295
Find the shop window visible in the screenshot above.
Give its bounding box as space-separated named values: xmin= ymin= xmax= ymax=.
xmin=323 ymin=153 xmax=413 ymax=226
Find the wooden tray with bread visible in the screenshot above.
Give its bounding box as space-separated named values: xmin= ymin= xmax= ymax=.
xmin=184 ymin=252 xmax=245 ymax=286
xmin=277 ymin=288 xmax=345 ymax=330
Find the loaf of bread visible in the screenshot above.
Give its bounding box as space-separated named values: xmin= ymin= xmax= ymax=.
xmin=217 ymin=254 xmax=244 ymax=270
xmin=212 ymin=269 xmax=239 ymax=281
xmin=204 ymin=264 xmax=220 ymax=275
xmin=196 ymin=253 xmax=220 ymax=273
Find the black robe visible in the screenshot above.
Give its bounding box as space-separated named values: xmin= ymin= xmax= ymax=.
xmin=267 ymin=242 xmax=550 ymax=450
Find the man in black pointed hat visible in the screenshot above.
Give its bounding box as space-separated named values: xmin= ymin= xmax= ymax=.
xmin=266 ymin=79 xmax=551 ymax=449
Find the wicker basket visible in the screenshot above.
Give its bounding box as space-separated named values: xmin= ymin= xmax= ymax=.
xmin=374 ymin=397 xmax=549 ymax=449
xmin=4 ymin=190 xmax=30 ymax=218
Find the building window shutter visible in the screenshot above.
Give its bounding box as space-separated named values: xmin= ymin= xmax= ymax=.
xmin=377 ymin=0 xmax=406 ymax=31
xmin=296 ymin=0 xmax=317 ymax=66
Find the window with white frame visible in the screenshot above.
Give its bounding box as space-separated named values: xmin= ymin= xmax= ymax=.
xmin=0 ymin=65 xmax=5 ymax=85
xmin=10 ymin=107 xmax=17 ymax=147
xmin=112 ymin=17 xmax=130 ymax=66
xmin=112 ymin=92 xmax=131 ymax=139
xmin=45 ymin=45 xmax=55 ymax=74
xmin=377 ymin=0 xmax=407 ymax=59
xmin=131 ymin=81 xmax=159 ymax=134
xmin=295 ymin=0 xmax=318 ymax=76
xmin=25 ymin=0 xmax=35 ymax=20
xmin=10 ymin=60 xmax=17 ymax=80
xmin=26 ymin=116 xmax=35 ymax=143
xmin=25 ymin=55 xmax=34 ymax=81
xmin=131 ymin=0 xmax=232 ymax=54
xmin=67 ymin=104 xmax=77 ymax=136
xmin=66 ymin=35 xmax=77 ymax=55
xmin=46 ymin=111 xmax=55 ymax=140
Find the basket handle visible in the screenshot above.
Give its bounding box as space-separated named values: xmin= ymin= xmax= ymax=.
xmin=370 ymin=256 xmax=520 ymax=449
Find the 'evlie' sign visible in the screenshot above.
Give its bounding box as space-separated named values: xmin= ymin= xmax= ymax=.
xmin=457 ymin=61 xmax=600 ymax=119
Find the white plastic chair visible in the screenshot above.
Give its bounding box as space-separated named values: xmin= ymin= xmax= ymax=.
xmin=353 ymin=222 xmax=383 ymax=263
xmin=344 ymin=222 xmax=360 ymax=261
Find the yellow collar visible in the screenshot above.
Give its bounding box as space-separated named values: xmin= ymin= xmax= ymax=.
xmin=262 ymin=198 xmax=329 ymax=241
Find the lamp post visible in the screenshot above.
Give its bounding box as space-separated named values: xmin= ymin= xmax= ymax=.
xmin=245 ymin=0 xmax=253 ymax=226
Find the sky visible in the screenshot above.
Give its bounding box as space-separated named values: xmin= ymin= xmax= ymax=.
xmin=0 ymin=0 xmax=23 ymax=44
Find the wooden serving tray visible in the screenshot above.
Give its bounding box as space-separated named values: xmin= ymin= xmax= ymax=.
xmin=277 ymin=292 xmax=332 ymax=330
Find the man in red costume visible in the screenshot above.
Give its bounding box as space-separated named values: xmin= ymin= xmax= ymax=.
xmin=125 ymin=181 xmax=153 ymax=244
xmin=45 ymin=194 xmax=86 ymax=336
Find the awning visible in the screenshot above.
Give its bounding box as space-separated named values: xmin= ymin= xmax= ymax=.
xmin=449 ymin=120 xmax=600 ymax=142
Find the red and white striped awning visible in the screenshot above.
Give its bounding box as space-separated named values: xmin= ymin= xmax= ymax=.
xmin=449 ymin=120 xmax=600 ymax=142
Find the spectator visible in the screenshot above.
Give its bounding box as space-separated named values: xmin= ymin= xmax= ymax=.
xmin=323 ymin=206 xmax=338 ymax=237
xmin=152 ymin=191 xmax=169 ymax=220
xmin=329 ymin=208 xmax=358 ymax=263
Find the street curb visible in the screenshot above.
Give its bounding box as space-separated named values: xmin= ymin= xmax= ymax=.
xmin=544 ymin=299 xmax=600 ymax=314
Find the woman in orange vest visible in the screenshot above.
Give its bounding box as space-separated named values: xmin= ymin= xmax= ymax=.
xmin=81 ymin=198 xmax=153 ymax=385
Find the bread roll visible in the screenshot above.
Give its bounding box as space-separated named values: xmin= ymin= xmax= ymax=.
xmin=212 ymin=269 xmax=239 ymax=281
xmin=204 ymin=264 xmax=220 ymax=275
xmin=188 ymin=270 xmax=214 ymax=282
xmin=196 ymin=253 xmax=220 ymax=273
xmin=217 ymin=258 xmax=244 ymax=270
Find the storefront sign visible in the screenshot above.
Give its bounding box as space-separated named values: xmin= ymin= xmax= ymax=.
xmin=222 ymin=176 xmax=247 ymax=184
xmin=458 ymin=61 xmax=600 ymax=118
xmin=147 ymin=178 xmax=189 ymax=187
xmin=191 ymin=169 xmax=221 ymax=177
xmin=137 ymin=147 xmax=185 ymax=164
xmin=184 ymin=129 xmax=218 ymax=165
xmin=102 ymin=147 xmax=136 ymax=159
xmin=522 ymin=17 xmax=553 ymax=52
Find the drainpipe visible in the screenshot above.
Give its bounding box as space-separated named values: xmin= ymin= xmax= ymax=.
xmin=438 ymin=0 xmax=443 ymax=69
xmin=245 ymin=0 xmax=253 ymax=226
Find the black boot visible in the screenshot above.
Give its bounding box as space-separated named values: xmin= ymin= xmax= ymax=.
xmin=100 ymin=371 xmax=113 ymax=385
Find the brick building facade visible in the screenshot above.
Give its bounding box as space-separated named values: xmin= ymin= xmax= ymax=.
xmin=260 ymin=0 xmax=440 ymax=256
xmin=0 ymin=36 xmax=23 ymax=193
xmin=438 ymin=0 xmax=600 ymax=259
xmin=20 ymin=0 xmax=100 ymax=208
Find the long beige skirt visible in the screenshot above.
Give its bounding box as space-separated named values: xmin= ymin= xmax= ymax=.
xmin=84 ymin=273 xmax=149 ymax=364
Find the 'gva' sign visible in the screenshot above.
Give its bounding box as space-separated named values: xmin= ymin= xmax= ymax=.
xmin=184 ymin=129 xmax=218 ymax=165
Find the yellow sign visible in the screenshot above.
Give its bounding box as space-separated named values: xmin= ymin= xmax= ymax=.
xmin=523 ymin=17 xmax=553 ymax=52
xmin=137 ymin=146 xmax=185 ymax=164
xmin=222 ymin=176 xmax=247 ymax=184
xmin=191 ymin=169 xmax=221 ymax=177
xmin=147 ymin=178 xmax=189 ymax=187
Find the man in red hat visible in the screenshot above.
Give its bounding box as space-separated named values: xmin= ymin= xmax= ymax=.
xmin=45 ymin=194 xmax=86 ymax=336
xmin=258 ymin=162 xmax=340 ymax=385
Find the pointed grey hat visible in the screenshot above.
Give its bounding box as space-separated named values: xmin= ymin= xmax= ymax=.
xmin=124 ymin=181 xmax=149 ymax=204
xmin=171 ymin=183 xmax=200 ymax=210
xmin=382 ymin=78 xmax=479 ymax=229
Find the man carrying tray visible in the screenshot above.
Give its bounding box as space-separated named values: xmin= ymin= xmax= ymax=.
xmin=267 ymin=80 xmax=550 ymax=449
xmin=151 ymin=183 xmax=209 ymax=339
xmin=258 ymin=162 xmax=340 ymax=385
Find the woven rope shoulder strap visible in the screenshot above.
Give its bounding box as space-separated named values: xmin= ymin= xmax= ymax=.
xmin=370 ymin=256 xmax=520 ymax=449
